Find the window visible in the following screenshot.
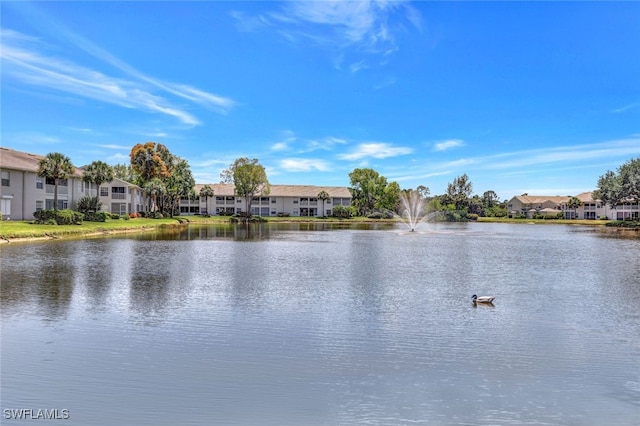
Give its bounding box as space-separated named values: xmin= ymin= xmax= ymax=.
xmin=271 ymin=199 xmax=277 ymax=204
xmin=1 ymin=171 xmax=9 ymax=187
xmin=45 ymin=177 xmax=68 ymax=186
xmin=36 ymin=201 xmax=44 ymax=211
xmin=46 ymin=199 xmax=68 ymax=210
xmin=36 ymin=177 xmax=43 ymax=189
xmin=100 ymin=187 xmax=109 ymax=197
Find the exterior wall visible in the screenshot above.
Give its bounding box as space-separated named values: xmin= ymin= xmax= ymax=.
xmin=0 ymin=165 xmax=145 ymax=220
xmin=0 ymin=167 xmax=87 ymax=220
xmin=183 ymin=194 xmax=349 ymax=217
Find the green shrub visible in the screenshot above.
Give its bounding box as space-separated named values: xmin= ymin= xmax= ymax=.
xmin=76 ymin=196 xmax=102 ymax=214
xmin=121 ymin=214 xmax=130 ymax=220
xmin=83 ymin=211 xmax=108 ymax=222
xmin=468 ymin=213 xmax=479 ymax=221
xmin=33 ymin=209 xmax=84 ymax=225
xmin=110 ymin=213 xmax=121 ymax=219
xmin=332 ymin=205 xmax=355 ymax=219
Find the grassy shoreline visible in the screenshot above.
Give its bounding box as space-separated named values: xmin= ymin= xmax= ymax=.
xmin=0 ymin=215 xmax=624 ymax=244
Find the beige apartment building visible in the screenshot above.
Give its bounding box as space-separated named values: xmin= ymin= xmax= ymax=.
xmin=507 ymin=192 xmax=638 ymax=220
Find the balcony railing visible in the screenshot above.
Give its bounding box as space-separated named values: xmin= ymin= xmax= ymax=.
xmin=45 ymin=185 xmax=68 ymax=195
xmin=111 ymin=193 xmax=126 ymax=200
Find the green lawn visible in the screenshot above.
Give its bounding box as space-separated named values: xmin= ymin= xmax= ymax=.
xmin=0 ymin=217 xmax=195 ymax=240
xmin=477 ymin=216 xmax=610 ymax=226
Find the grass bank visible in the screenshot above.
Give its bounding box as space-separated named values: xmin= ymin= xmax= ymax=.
xmin=0 ymin=215 xmax=378 ymax=243
xmin=0 ymin=216 xmax=210 ymax=242
xmin=476 ymin=217 xmax=611 ymax=226
xmin=0 ymin=215 xmax=622 ymax=244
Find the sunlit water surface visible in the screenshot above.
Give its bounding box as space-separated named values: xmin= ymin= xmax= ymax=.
xmin=1 ymin=222 xmax=639 ymax=425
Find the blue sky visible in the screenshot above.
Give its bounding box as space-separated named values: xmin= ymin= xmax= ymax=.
xmin=2 ymin=1 xmax=639 ymax=200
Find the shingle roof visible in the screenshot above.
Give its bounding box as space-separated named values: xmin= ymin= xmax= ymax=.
xmin=0 ymin=147 xmax=84 ymax=177
xmin=194 ymin=183 xmax=351 ymax=198
xmin=513 ymin=195 xmax=570 ymax=204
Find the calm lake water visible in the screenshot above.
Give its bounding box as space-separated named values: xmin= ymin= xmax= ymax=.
xmin=1 ymin=222 xmax=639 ymax=425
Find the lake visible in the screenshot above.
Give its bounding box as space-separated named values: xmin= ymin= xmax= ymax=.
xmin=1 ymin=222 xmax=639 ymax=425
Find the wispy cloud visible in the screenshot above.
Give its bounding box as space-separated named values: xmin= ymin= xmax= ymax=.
xmin=96 ymin=144 xmax=131 ymax=150
xmin=432 ymin=139 xmax=465 ymax=152
xmin=338 ymin=142 xmax=413 ymax=160
xmin=280 ymin=158 xmax=331 ymax=172
xmin=233 ymin=0 xmax=422 ymax=70
xmin=0 ymin=28 xmax=234 ymax=125
xmin=388 ymin=137 xmax=640 ymax=189
xmin=612 ymin=102 xmax=639 ymax=113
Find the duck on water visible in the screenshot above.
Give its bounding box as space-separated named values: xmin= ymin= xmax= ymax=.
xmin=472 ymin=295 xmax=495 ymax=304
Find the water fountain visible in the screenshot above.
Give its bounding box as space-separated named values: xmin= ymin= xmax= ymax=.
xmin=395 ymin=190 xmax=440 ymax=232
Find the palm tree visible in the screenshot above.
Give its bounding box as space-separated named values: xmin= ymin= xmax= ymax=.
xmin=567 ymin=196 xmax=582 ymax=219
xmin=37 ymin=152 xmax=75 ymax=210
xmin=83 ymin=161 xmax=114 ymax=199
xmin=317 ymin=190 xmax=330 ymax=217
xmin=199 ymin=185 xmax=214 ymax=215
xmin=144 ymin=178 xmax=166 ymax=214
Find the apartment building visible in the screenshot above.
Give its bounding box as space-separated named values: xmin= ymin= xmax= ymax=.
xmin=0 ymin=147 xmax=145 ymax=220
xmin=187 ymin=183 xmax=352 ymax=217
xmin=507 ymin=192 xmax=638 ymax=220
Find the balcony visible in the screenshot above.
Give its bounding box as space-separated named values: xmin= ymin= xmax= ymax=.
xmin=45 ymin=184 xmax=68 ymax=195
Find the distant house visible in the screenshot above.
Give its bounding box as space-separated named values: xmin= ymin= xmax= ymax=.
xmin=507 ymin=195 xmax=567 ymax=218
xmin=507 ymin=192 xmax=638 ymax=220
xmin=0 ymin=147 xmax=145 ymax=220
xmin=185 ymin=183 xmax=352 ymax=217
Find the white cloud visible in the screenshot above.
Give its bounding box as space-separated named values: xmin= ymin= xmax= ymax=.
xmin=0 ymin=28 xmax=234 ymax=125
xmin=97 ymin=144 xmax=131 ymax=150
xmin=338 ymin=142 xmax=413 ymax=160
xmin=236 ymin=1 xmax=422 ymax=69
xmin=612 ymin=102 xmax=638 ymax=114
xmin=271 ymin=142 xmax=289 ymax=151
xmin=432 ymin=139 xmax=465 ymax=152
xmin=280 ymin=158 xmax=331 ymax=172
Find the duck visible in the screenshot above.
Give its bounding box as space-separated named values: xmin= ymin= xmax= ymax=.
xmin=472 ymin=294 xmax=495 ymax=304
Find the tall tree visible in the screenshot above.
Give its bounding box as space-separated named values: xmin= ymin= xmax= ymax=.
xmin=317 ymin=190 xmax=330 ymax=217
xmin=416 ymin=185 xmax=430 ymax=199
xmin=37 ymin=152 xmax=75 ymax=210
xmin=83 ymin=161 xmax=114 ymax=198
xmin=482 ymin=190 xmax=499 ymax=209
xmin=112 ymin=163 xmax=137 ymax=183
xmin=144 ymin=178 xmax=166 ymax=214
xmin=594 ymin=157 xmax=640 ymax=210
xmin=164 ymin=157 xmax=195 ymax=216
xmin=348 ymin=168 xmax=399 ymax=216
xmin=129 ymin=142 xmax=173 ymax=184
xmin=199 ymin=185 xmax=215 ymax=215
xmin=566 ymin=196 xmax=582 ymax=219
xmin=446 ymin=174 xmax=473 ymax=211
xmin=220 ymin=158 xmax=270 ymax=218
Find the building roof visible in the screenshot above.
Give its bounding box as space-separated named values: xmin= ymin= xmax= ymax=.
xmin=194 ymin=183 xmax=351 ymax=198
xmin=0 ymin=147 xmax=84 ymax=178
xmin=512 ymin=195 xmax=571 ymax=205
xmin=575 ymin=191 xmax=598 ymax=202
